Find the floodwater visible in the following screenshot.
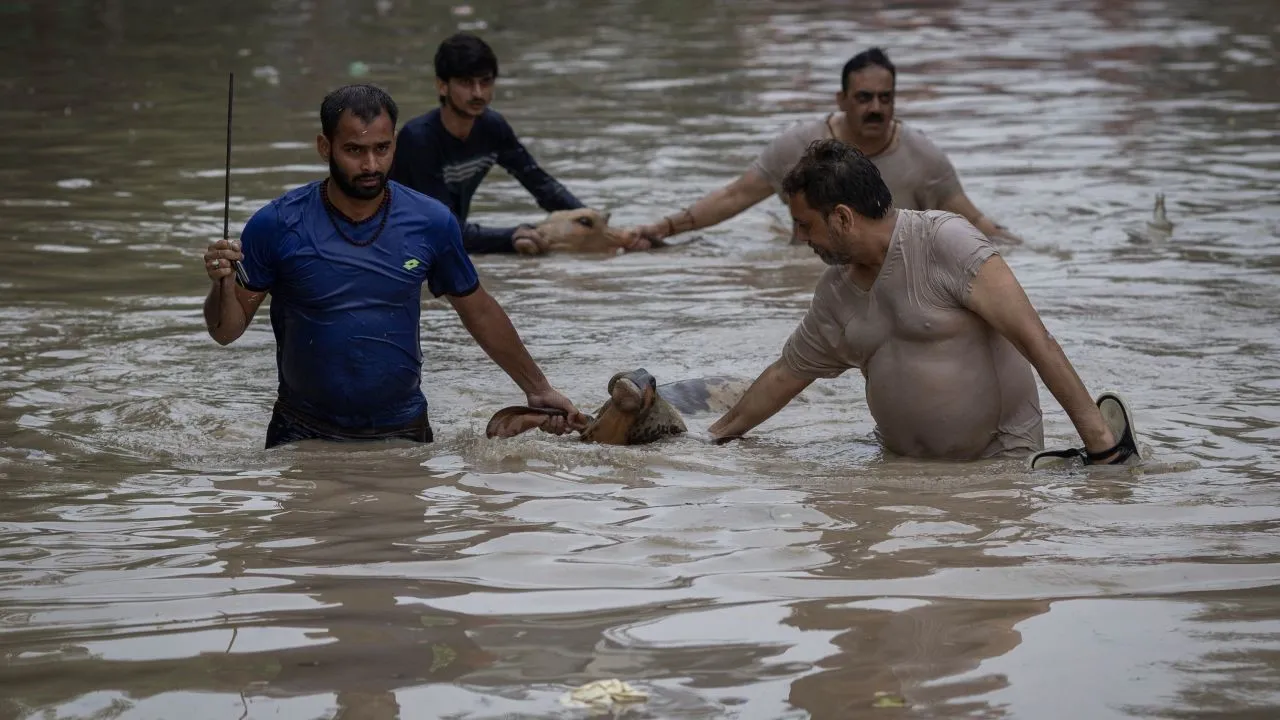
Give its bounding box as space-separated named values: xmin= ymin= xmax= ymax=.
xmin=2 ymin=0 xmax=1279 ymax=718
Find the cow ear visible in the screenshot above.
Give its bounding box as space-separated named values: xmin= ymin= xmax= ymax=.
xmin=486 ymin=406 xmax=556 ymax=438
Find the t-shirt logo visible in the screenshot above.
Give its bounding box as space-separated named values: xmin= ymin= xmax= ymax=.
xmin=403 ymin=258 xmax=421 ymax=271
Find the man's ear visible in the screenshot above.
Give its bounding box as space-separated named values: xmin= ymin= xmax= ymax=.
xmin=316 ymin=133 xmax=330 ymax=163
xmin=832 ymin=204 xmax=856 ymax=234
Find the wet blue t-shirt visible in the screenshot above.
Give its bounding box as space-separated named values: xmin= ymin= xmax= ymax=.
xmin=238 ymin=179 xmax=480 ymax=430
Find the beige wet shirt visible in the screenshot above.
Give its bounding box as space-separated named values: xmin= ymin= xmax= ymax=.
xmin=752 ymin=115 xmax=963 ymax=211
xmin=781 ymin=210 xmax=1043 ymax=460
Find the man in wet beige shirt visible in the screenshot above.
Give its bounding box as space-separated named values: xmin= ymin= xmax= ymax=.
xmin=633 ymin=47 xmax=1023 ymax=248
xmin=709 ymin=138 xmax=1131 ymax=464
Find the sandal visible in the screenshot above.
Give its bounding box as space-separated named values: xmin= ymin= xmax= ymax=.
xmin=1029 ymin=392 xmax=1141 ymax=470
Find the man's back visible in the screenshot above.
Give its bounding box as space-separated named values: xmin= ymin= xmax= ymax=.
xmin=782 ymin=210 xmax=1042 ymax=459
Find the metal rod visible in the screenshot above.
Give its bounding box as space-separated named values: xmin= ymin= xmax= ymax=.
xmin=225 ymin=71 xmax=250 ymax=286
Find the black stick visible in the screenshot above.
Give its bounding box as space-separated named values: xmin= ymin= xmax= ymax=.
xmin=225 ymin=72 xmax=250 ymax=286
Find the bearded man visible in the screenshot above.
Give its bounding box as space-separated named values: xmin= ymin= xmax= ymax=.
xmin=202 ymin=84 xmax=587 ymax=448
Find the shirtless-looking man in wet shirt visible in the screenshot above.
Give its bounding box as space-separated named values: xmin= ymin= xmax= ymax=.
xmin=710 ymin=139 xmax=1133 ymax=465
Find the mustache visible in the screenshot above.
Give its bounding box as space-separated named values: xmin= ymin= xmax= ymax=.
xmin=354 ymin=173 xmax=385 ymax=181
xmin=863 ymin=112 xmax=885 ymax=123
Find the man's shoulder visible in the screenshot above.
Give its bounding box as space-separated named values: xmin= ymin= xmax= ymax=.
xmin=478 ymin=107 xmax=511 ymax=126
xmin=896 ymin=121 xmax=953 ymax=161
xmin=919 ymin=209 xmax=995 ymax=257
xmin=474 ymin=108 xmax=515 ymax=139
xmin=391 ymin=181 xmax=454 ymax=220
xmin=250 ymin=181 xmax=321 ymax=229
xmin=281 ymin=180 xmax=322 ymax=202
xmin=905 ymin=208 xmax=975 ymax=236
xmin=770 ymin=115 xmax=830 ymax=146
xmin=753 ymin=115 xmax=832 ymax=187
xmin=923 ymin=208 xmax=974 ymax=230
xmin=401 ymin=108 xmax=442 ymax=133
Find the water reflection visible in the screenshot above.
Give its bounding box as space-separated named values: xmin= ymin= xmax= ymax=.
xmin=2 ymin=0 xmax=1279 ymax=718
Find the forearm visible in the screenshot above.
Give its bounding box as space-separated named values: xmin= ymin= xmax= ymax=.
xmin=203 ymin=277 xmax=248 ymax=345
xmin=526 ymin=175 xmax=584 ymax=212
xmin=1024 ymin=333 xmax=1112 ymax=451
xmin=709 ymin=359 xmax=811 ymax=440
xmin=663 ymin=187 xmax=752 ymax=237
xmin=974 ymin=215 xmax=1024 ymax=244
xmin=462 ymin=222 xmax=519 ymax=254
xmin=457 ymin=290 xmax=551 ymax=394
xmin=502 ymin=142 xmax=584 ymax=212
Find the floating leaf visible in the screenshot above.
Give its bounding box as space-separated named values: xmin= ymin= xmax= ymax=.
xmin=429 ymin=643 xmax=457 ymax=673
xmin=872 ymin=691 xmax=908 ymax=708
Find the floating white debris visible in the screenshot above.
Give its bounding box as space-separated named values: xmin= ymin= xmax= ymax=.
xmin=56 ymin=178 xmax=93 ymax=189
xmin=33 ymin=244 xmax=91 ymax=254
xmin=252 ymin=65 xmax=280 ymax=86
xmin=559 ymin=679 xmax=648 ymax=710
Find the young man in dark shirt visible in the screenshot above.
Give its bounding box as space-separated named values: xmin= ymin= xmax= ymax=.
xmin=389 ymin=33 xmax=585 ymax=255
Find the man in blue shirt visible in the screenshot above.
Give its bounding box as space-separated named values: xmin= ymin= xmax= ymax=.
xmin=202 ymin=84 xmax=586 ymax=449
xmin=388 ymin=33 xmax=592 ymax=255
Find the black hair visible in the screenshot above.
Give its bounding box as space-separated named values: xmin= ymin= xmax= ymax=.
xmin=841 ymin=47 xmax=896 ymax=92
xmin=434 ymin=32 xmax=499 ymax=82
xmin=781 ymin=139 xmax=892 ymax=220
xmin=319 ymin=84 xmax=398 ymax=139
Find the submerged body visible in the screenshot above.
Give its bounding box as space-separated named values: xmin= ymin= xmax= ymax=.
xmin=782 ymin=209 xmax=1044 ymax=459
xmin=533 ymin=209 xmax=629 ymax=254
xmin=487 ymin=371 xmax=751 ymax=445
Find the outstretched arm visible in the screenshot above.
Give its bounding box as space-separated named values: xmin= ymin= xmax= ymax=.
xmin=459 ymin=222 xmax=521 ymax=254
xmin=708 ymin=358 xmax=813 ymax=442
xmin=635 ymin=167 xmax=775 ymax=245
xmin=496 ymin=126 xmax=585 ymax=213
xmin=964 ymin=255 xmax=1117 ymax=456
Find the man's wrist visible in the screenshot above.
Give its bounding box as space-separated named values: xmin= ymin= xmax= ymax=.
xmin=520 ymin=374 xmax=553 ymax=396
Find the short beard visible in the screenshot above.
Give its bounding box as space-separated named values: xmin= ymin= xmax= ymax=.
xmin=810 ymin=229 xmax=855 ymax=265
xmin=812 ymin=246 xmax=853 ymax=266
xmin=328 ymin=156 xmax=385 ymax=201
